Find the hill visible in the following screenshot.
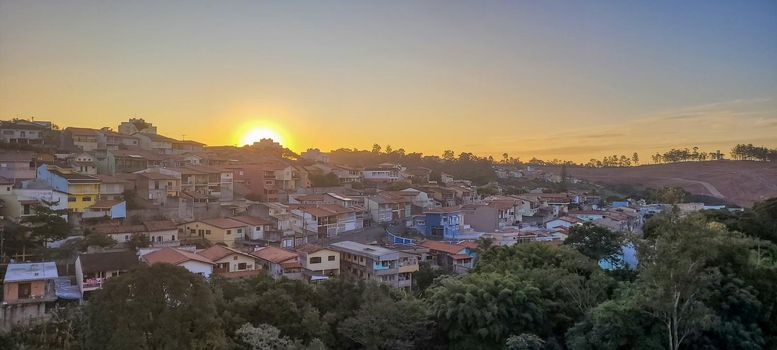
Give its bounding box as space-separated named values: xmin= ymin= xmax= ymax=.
xmin=557 ymin=160 xmax=777 ymax=207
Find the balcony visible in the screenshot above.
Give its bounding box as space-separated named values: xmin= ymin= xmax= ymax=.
xmin=82 ymin=277 xmax=104 ymax=290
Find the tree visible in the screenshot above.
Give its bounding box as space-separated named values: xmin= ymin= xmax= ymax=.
xmin=505 ymin=333 xmax=545 ymax=350
xmin=559 ymin=164 xmax=568 ymax=192
xmin=126 ymin=233 xmax=150 ymax=250
xmin=632 ymin=152 xmax=639 ymax=165
xmin=80 ymin=232 xmax=117 ymax=250
xmin=564 ymin=222 xmax=623 ymax=265
xmin=85 ymin=264 xmax=226 ymax=350
xmin=441 ymin=150 xmax=455 ymax=161
xmin=384 ymin=144 xmax=393 ymax=154
xmin=22 ymin=203 xmax=70 ymax=245
xmin=338 ymin=294 xmax=432 ymax=349
xmin=502 ymin=153 xmax=509 ymax=164
xmin=426 ymin=273 xmax=545 ymax=349
xmin=371 ymin=144 xmax=382 ymax=153
xmin=634 ymin=215 xmax=725 ymax=350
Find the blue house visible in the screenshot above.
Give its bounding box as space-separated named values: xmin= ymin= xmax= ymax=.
xmin=413 ymin=207 xmax=463 ymax=239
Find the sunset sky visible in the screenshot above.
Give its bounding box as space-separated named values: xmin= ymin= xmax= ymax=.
xmin=1 ymin=1 xmax=776 ymax=162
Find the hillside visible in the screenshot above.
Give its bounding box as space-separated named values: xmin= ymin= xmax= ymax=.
xmin=557 ymin=161 xmax=777 ymax=207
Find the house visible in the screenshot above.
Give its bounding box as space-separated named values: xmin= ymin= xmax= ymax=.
xmin=101 ymin=149 xmax=167 ymax=174
xmin=545 ymin=216 xmax=582 ymax=230
xmin=118 ymin=118 xmax=157 ymax=135
xmin=141 ymin=247 xmax=215 ymax=278
xmin=196 ymin=245 xmax=260 ymax=277
xmin=171 ymin=140 xmax=206 ymax=155
xmin=251 ymin=246 xmax=302 ymax=280
xmin=83 ymin=199 xmax=127 ymax=219
xmin=143 ymin=220 xmax=180 ymax=247
xmin=63 ymin=127 xmax=100 ymax=151
xmin=295 ymin=244 xmax=340 ymax=282
xmin=567 ymin=210 xmax=607 ymax=221
xmin=329 ymin=241 xmax=418 ymax=290
xmin=331 ymin=165 xmax=362 ymax=183
xmin=178 ymin=218 xmax=248 ymax=247
xmin=413 ymin=207 xmax=463 ymax=239
xmin=92 ymin=224 xmax=147 ymax=245
xmin=366 ymin=192 xmax=412 ymax=225
xmin=134 ymin=133 xmax=176 ymax=154
xmin=148 ymin=165 xmax=233 ymax=202
xmin=300 ymin=148 xmax=330 ymax=163
xmin=0 ymin=151 xmax=36 ymax=181
xmin=417 ymin=240 xmax=475 ymax=273
xmin=37 ymin=164 xmax=101 ymax=212
xmin=291 ymin=204 xmax=363 ymax=239
xmin=134 ymin=172 xmax=180 ymax=205
xmin=95 ymin=175 xmax=128 ymax=201
xmin=1 ymin=262 xmax=58 ymax=330
xmin=0 ymin=120 xmax=49 ymax=145
xmin=229 ymin=215 xmax=276 ymax=241
xmin=75 ymin=251 xmax=139 ymax=298
xmin=92 ymin=221 xmax=179 ymax=247
xmin=248 ymin=202 xmax=297 ymax=248
xmin=362 ymin=165 xmax=401 ymax=183
xmin=0 ymin=179 xmax=68 ymax=221
xmin=95 ymin=129 xmax=140 ymax=150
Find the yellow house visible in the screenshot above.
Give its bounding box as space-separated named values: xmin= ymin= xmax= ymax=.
xmin=196 ymin=245 xmax=261 ymax=277
xmin=178 ymin=218 xmax=247 ymax=247
xmin=296 ymin=244 xmax=340 ymax=282
xmin=36 ymin=164 xmax=100 ymax=212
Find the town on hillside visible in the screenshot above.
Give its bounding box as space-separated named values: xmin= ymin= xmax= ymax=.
xmin=0 ymin=117 xmax=755 ymax=332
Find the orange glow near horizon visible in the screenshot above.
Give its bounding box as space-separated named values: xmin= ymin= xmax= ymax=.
xmin=234 ymin=120 xmax=291 ymax=148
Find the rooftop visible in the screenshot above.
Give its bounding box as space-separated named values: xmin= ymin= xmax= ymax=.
xmin=78 ymin=251 xmax=139 ymax=274
xmin=252 ymin=246 xmax=298 ymax=263
xmin=4 ymin=262 xmax=59 ymax=282
xmin=142 ymin=247 xmax=214 ymax=266
xmin=329 ymin=241 xmax=398 ymax=259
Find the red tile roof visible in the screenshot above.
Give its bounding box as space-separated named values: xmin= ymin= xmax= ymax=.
xmin=252 ymin=246 xmax=298 ymax=263
xmin=418 ymin=240 xmax=468 ymax=255
xmin=143 ymin=247 xmax=214 ymax=266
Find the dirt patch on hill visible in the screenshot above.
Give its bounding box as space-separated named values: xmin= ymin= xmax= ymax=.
xmin=555 ymin=161 xmax=777 ymax=207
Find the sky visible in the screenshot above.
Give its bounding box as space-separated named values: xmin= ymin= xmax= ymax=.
xmin=1 ymin=0 xmax=776 ymax=162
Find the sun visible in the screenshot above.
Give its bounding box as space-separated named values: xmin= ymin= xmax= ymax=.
xmin=241 ymin=127 xmax=283 ymax=146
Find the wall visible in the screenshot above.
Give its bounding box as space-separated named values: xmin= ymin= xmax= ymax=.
xmin=179 ymin=261 xmax=213 ymax=278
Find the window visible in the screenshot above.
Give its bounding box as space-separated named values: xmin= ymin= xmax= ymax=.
xmin=233 ymin=256 xmax=238 ymax=260
xmin=82 ymin=196 xmax=91 ymax=202
xmin=310 ymin=257 xmax=322 ymax=264
xmin=124 ymin=234 xmax=129 ymax=241
xmin=237 ymin=262 xmax=247 ymax=270
xmin=68 ymin=197 xmax=76 ymax=202
xmin=17 ymin=283 xmax=31 ymax=299
xmin=190 ymin=229 xmax=196 ymax=234
xmin=237 ymin=228 xmax=243 ymax=234
xmin=328 ymin=255 xmax=335 ymax=261
xmin=206 ymin=230 xmax=211 ymax=235
xmin=226 ymin=229 xmax=231 ymax=235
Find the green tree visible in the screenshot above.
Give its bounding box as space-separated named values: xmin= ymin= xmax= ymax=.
xmin=338 ymin=294 xmax=432 ymax=349
xmin=426 ymin=273 xmax=545 ymax=350
xmin=635 ymin=215 xmax=725 ymax=350
xmin=505 ymin=333 xmax=545 ymax=350
xmin=22 ymin=203 xmax=71 ymax=245
xmin=85 ymin=264 xmax=226 ymax=350
xmin=127 ymin=233 xmax=150 ymax=250
xmin=564 ymin=222 xmax=623 ymax=264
